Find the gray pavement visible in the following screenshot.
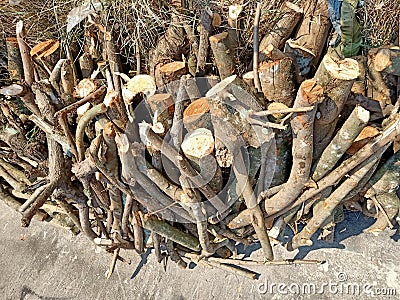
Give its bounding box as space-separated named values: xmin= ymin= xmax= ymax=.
xmin=1 ymin=200 xmax=399 ymax=300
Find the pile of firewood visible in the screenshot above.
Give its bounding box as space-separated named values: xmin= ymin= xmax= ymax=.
xmin=0 ymin=1 xmax=399 ymax=278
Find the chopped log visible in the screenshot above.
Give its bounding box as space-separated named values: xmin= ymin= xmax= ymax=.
xmin=259 ymin=56 xmax=296 ymax=106
xmin=259 ymin=1 xmax=303 ymax=53
xmin=209 ymin=32 xmax=235 ymax=79
xmin=284 ymin=0 xmax=330 ymax=76
xmin=264 ymin=79 xmax=324 ymax=215
xmin=75 ymin=78 xmax=98 ymax=99
xmin=260 ymin=44 xmax=287 ymax=61
xmin=242 ymin=72 xmax=255 ymax=88
xmin=181 ymin=128 xmax=223 ymax=193
xmin=0 ymin=83 xmax=40 ymax=116
xmin=313 ymin=54 xmax=360 ymax=159
xmin=159 ymin=61 xmax=188 ymax=88
xmin=312 ymin=105 xmax=370 ymax=182
xmin=60 ymin=59 xmax=75 ymax=105
xmin=141 ymin=213 xmax=201 ymax=252
xmin=183 ymin=97 xmax=212 ymax=132
xmin=6 ymin=37 xmax=23 ymax=81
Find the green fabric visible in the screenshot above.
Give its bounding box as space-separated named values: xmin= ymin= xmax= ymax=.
xmin=340 ymin=0 xmax=362 ymax=57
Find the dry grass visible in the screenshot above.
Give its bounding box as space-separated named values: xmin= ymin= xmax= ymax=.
xmin=0 ymin=0 xmax=398 ymax=76
xmin=360 ymin=0 xmax=400 ymax=47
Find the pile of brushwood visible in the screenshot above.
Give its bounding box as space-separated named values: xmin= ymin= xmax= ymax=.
xmin=0 ymin=0 xmax=399 ymax=278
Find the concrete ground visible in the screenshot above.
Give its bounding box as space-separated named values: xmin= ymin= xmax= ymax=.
xmin=1 ymin=200 xmax=399 ymax=300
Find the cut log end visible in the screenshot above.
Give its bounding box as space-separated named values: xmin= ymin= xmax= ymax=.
xmin=184 ymin=98 xmax=209 ymax=120
xmin=147 ymin=93 xmax=174 ymax=112
xmin=181 ymin=128 xmax=215 ymax=161
xmin=323 ymin=55 xmax=360 ymax=81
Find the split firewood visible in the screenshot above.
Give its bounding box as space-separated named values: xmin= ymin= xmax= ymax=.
xmin=313 ymin=53 xmax=360 ymax=159
xmin=259 ymin=1 xmax=303 ymax=54
xmin=30 ymin=39 xmax=60 ymax=74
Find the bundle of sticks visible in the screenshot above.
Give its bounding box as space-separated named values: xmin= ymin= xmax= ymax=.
xmin=0 ymin=1 xmax=399 ymax=278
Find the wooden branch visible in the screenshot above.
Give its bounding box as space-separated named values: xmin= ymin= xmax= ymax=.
xmin=0 ymin=185 xmax=47 ymax=221
xmin=363 ymin=150 xmax=400 ymax=232
xmin=139 ymin=124 xmax=230 ymax=217
xmin=76 ymin=103 xmax=107 ymax=161
xmin=312 ymin=105 xmax=370 ymax=182
xmin=21 ymin=83 xmax=65 ymax=227
xmin=0 ymin=83 xmax=40 ymax=116
xmin=313 ymin=54 xmax=360 ymax=159
xmin=169 ymin=75 xmax=187 ymax=149
xmin=267 ymin=116 xmax=400 ymax=220
xmin=140 ymin=213 xmax=201 ymax=252
xmin=288 ymin=147 xmax=386 ymax=250
xmin=264 ymin=79 xmax=323 ymax=215
xmin=253 ymin=2 xmax=262 ymax=92
xmin=16 ymin=21 xmax=35 ymax=85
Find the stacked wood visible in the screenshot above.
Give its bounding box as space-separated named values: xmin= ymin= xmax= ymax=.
xmin=0 ymin=3 xmax=400 ymax=280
